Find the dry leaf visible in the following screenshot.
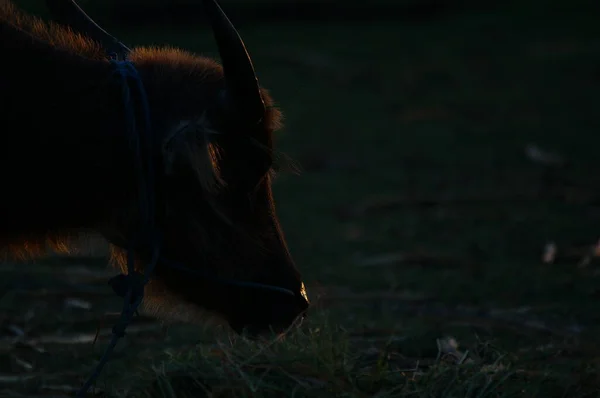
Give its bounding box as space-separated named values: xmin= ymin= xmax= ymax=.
xmin=542 ymin=242 xmax=557 ymax=263
xmin=13 ymin=356 xmax=34 ymax=371
xmin=63 ymin=298 xmax=92 ymax=310
xmin=525 ymin=143 xmax=564 ymax=166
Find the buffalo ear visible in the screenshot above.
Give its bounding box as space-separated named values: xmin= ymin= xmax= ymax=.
xmin=162 ymin=119 xmax=225 ymax=194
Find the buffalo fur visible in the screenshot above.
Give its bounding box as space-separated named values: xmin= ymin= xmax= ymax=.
xmin=0 ymin=0 xmax=302 ymax=328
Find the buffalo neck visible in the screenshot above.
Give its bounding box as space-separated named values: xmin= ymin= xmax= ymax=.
xmin=1 ymin=20 xmax=136 ymax=236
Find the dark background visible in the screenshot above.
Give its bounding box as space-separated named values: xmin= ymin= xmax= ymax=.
xmin=4 ymin=0 xmax=600 ymax=396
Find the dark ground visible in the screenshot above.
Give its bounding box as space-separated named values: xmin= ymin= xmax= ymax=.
xmin=3 ymin=1 xmax=600 ymax=396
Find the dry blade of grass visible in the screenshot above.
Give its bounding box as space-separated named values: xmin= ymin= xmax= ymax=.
xmin=27 ymin=323 xmax=162 ymax=346
xmin=354 ymin=251 xmax=469 ymax=268
xmin=336 ymin=192 xmax=546 ymax=219
xmin=0 ymin=374 xmax=40 ymax=383
xmin=318 ymin=290 xmax=431 ymax=303
xmin=0 ymin=323 xmax=162 ymax=353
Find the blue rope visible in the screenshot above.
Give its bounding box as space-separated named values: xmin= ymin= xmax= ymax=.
xmin=76 ymin=58 xmax=159 ymax=398
xmin=162 ymin=257 xmax=295 ymax=296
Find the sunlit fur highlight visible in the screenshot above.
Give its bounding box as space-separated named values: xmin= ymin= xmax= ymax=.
xmin=2 ymin=0 xmax=292 ymax=326
xmin=1 ymin=0 xmax=105 ymax=60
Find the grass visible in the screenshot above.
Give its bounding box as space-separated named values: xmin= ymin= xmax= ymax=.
xmin=3 ymin=2 xmax=600 ymax=397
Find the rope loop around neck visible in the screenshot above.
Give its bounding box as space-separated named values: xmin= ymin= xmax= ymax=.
xmin=76 ymin=58 xmax=160 ymax=398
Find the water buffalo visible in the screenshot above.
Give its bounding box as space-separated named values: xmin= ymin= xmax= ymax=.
xmin=0 ymin=0 xmax=309 ymax=337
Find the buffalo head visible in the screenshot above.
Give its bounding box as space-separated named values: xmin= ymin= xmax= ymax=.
xmin=44 ymin=0 xmax=309 ymax=336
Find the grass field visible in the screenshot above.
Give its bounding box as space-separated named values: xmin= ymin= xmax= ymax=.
xmin=3 ymin=3 xmax=600 ymax=397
